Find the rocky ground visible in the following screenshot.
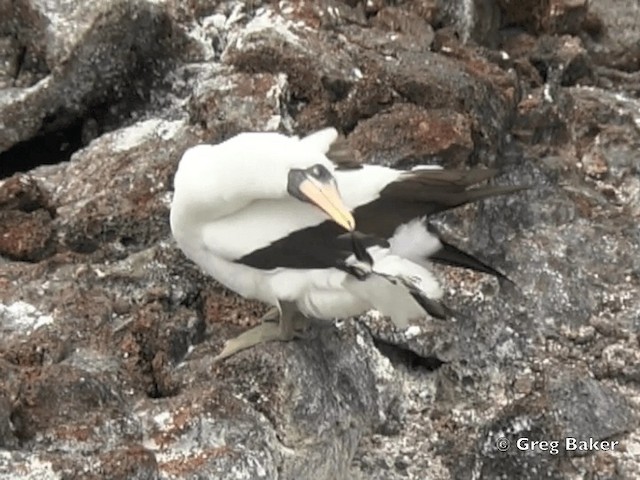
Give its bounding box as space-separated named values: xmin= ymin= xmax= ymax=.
xmin=1 ymin=0 xmax=639 ymax=479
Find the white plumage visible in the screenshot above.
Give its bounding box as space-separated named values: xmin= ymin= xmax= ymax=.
xmin=170 ymin=128 xmax=518 ymax=360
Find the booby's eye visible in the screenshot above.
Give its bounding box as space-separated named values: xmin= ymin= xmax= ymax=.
xmin=308 ymin=164 xmax=330 ymax=180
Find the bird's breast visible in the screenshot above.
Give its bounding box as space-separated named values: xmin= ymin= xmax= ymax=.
xmin=200 ymin=199 xmax=329 ymax=261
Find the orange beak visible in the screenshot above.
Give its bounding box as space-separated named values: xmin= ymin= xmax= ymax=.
xmin=298 ymin=178 xmax=355 ymax=232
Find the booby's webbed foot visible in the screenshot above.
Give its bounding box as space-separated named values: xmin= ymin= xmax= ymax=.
xmin=213 ymin=321 xmax=289 ymax=362
xmin=259 ymin=306 xmax=280 ymax=324
xmin=213 ymin=302 xmax=307 ymax=362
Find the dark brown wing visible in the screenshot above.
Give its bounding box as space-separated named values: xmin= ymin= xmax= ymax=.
xmin=376 ymin=168 xmax=526 ymax=207
xmin=353 ymin=168 xmax=527 ymax=279
xmin=355 ymin=168 xmax=526 ymax=236
xmin=236 ymin=221 xmax=387 ymax=271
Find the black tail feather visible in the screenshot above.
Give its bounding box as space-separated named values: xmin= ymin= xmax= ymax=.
xmin=456 ymin=185 xmax=530 ymax=207
xmin=429 ymin=239 xmax=513 ymax=283
xmin=409 ymin=291 xmax=449 ymax=320
xmin=408 ymin=290 xmax=466 ymax=321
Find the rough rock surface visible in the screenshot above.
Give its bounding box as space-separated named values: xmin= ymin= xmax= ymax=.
xmin=1 ymin=1 xmax=639 ymax=479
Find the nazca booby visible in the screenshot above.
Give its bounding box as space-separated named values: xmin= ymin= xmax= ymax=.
xmin=170 ymin=128 xmax=522 ymax=361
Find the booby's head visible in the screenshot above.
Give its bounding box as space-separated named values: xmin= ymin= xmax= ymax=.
xmin=286 ymin=163 xmax=355 ymax=231
xmin=171 ymin=129 xmax=355 ymax=232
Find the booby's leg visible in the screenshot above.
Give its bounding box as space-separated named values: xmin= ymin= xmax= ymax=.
xmin=292 ymin=313 xmax=312 ymax=334
xmin=280 ymin=302 xmax=315 ymax=338
xmin=258 ymin=306 xmax=311 ymax=336
xmin=260 ymin=306 xmax=312 ymax=332
xmin=277 ymin=301 xmax=297 ymax=339
xmin=213 ymin=302 xmax=305 ymax=362
xmin=259 ymin=306 xmax=280 ymax=324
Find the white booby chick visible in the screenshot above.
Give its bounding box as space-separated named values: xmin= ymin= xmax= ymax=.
xmin=170 ymin=128 xmax=522 ymax=361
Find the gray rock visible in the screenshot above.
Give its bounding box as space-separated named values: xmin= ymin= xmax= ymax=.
xmin=0 ymin=0 xmax=183 ymax=152
xmin=1 ymin=0 xmax=639 ymax=479
xmin=437 ymin=0 xmax=502 ymax=46
xmin=586 ymin=0 xmax=640 ymax=72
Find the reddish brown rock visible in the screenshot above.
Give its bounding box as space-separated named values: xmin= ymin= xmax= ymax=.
xmin=0 ymin=209 xmax=54 ymax=261
xmin=0 ymin=173 xmax=55 ymax=215
xmin=223 ymin=13 xmax=357 ymax=102
xmin=1 ymin=1 xmax=640 ymax=479
xmin=402 ymin=0 xmax=439 ymax=24
xmin=348 ymin=104 xmax=473 ymax=167
xmin=384 ymin=51 xmax=516 ymax=161
xmin=95 ymin=446 xmax=159 ymax=480
xmin=544 ymin=0 xmax=589 ymax=34
xmin=498 ymin=0 xmax=549 ymax=33
xmin=500 ymin=0 xmax=589 ymax=35
xmin=529 ymin=34 xmax=593 ymax=86
xmin=0 ymin=174 xmax=55 ymax=261
xmin=38 ymin=119 xmax=200 ymax=255
xmin=11 ymin=364 xmax=138 ymax=445
xmin=512 ymin=87 xmax=572 ymax=148
xmin=372 ymin=7 xmax=435 ymax=49
xmin=188 ymin=69 xmax=288 ymax=135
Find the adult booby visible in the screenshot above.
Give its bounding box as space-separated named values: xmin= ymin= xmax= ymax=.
xmin=170 ymin=128 xmax=522 ymax=361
